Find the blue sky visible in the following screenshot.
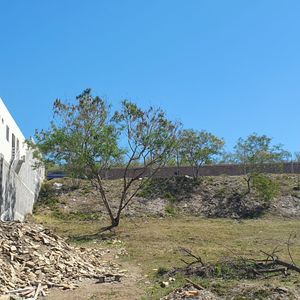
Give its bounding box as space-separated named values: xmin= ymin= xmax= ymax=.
xmin=1 ymin=1 xmax=300 ymax=153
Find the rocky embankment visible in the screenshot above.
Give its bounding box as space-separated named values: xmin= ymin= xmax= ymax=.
xmin=36 ymin=174 xmax=300 ymax=220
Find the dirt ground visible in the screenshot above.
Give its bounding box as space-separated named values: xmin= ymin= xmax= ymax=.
xmin=46 ymin=264 xmax=143 ymax=300
xmin=43 ymin=244 xmax=144 ymax=299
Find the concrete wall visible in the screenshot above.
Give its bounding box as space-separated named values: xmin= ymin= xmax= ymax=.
xmin=98 ymin=162 xmax=300 ymax=179
xmin=0 ymin=149 xmax=44 ymax=221
xmin=0 ymin=98 xmax=26 ymax=162
xmin=0 ymin=98 xmax=45 ymax=221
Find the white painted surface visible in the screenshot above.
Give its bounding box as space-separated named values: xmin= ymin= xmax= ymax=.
xmin=0 ymin=97 xmax=45 ymax=221
xmin=0 ymin=150 xmax=45 ymax=221
xmin=0 ymin=98 xmax=26 ymax=162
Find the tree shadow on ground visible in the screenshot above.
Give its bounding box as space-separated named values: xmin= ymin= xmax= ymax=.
xmin=67 ymin=229 xmax=117 ymax=244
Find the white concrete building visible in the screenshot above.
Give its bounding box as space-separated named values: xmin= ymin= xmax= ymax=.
xmin=0 ymin=98 xmax=45 ymax=221
xmin=0 ymin=98 xmax=27 ymax=162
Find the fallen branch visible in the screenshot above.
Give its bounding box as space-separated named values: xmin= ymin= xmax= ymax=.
xmin=260 ymin=250 xmax=300 ymax=273
xmin=179 ymin=247 xmax=205 ymax=266
xmin=275 ymin=258 xmax=300 ymax=273
xmin=253 ymin=267 xmax=287 ymax=274
xmin=167 ymin=242 xmax=300 ymax=281
xmin=185 ymin=278 xmax=204 ymax=290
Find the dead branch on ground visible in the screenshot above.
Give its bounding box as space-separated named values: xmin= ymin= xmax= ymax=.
xmin=167 ymin=234 xmax=300 ymax=280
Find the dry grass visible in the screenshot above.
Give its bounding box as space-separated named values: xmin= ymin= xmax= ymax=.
xmin=34 ymin=215 xmax=300 ymax=265
xmin=32 ymin=214 xmax=300 ymax=299
xmin=31 ymin=175 xmax=300 ymax=298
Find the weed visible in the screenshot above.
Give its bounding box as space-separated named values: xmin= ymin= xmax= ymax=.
xmin=155 ymin=267 xmax=169 ymax=277
xmin=164 ymin=192 xmax=177 ymax=203
xmin=165 ymin=204 xmax=176 ymax=215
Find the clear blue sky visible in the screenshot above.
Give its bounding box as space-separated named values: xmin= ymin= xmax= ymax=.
xmin=1 ymin=1 xmax=300 ymax=153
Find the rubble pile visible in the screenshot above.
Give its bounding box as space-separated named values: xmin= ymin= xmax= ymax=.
xmin=0 ymin=221 xmax=124 ymax=298
xmin=161 ymin=284 xmax=218 ymax=300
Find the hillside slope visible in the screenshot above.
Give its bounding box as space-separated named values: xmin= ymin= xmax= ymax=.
xmin=35 ymin=174 xmax=300 ymax=220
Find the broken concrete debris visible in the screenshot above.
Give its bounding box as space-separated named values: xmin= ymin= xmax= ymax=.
xmin=161 ymin=284 xmax=218 ymax=300
xmin=0 ymin=221 xmax=124 ymax=299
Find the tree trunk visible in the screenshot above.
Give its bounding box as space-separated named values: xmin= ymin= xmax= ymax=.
xmin=112 ymin=216 xmax=120 ymax=227
xmin=244 ymin=176 xmax=251 ymax=194
xmin=93 ymin=175 xmax=117 ymax=230
xmin=100 ymin=217 xmax=120 ymax=232
xmin=176 ymin=151 xmax=180 ymax=176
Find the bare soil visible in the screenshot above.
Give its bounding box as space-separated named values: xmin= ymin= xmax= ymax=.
xmin=46 ymin=264 xmax=143 ymax=300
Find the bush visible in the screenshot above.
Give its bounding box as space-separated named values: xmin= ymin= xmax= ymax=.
xmin=252 ymin=174 xmax=279 ymax=204
xmin=38 ymin=181 xmax=53 ymax=199
xmin=136 ymin=180 xmax=154 ymax=198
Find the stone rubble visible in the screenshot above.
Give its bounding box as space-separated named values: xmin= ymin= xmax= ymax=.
xmin=161 ymin=284 xmax=218 ymax=300
xmin=0 ymin=221 xmax=125 ymax=299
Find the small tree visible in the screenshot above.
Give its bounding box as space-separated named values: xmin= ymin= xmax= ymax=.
xmin=30 ymin=90 xmax=179 ymax=229
xmin=112 ymin=101 xmax=179 ymax=225
xmin=234 ymin=133 xmax=290 ymax=193
xmin=162 ymin=129 xmax=184 ymax=173
xmin=178 ymin=129 xmax=224 ymax=179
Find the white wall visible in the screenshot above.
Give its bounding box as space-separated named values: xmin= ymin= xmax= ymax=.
xmin=0 ymin=149 xmax=45 ymax=221
xmin=0 ymin=98 xmax=26 ymax=162
xmin=0 ymin=98 xmax=45 ymax=221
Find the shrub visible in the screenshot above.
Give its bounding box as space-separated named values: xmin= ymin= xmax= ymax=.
xmin=165 ymin=204 xmax=176 ymax=215
xmin=252 ymin=174 xmax=279 ymax=204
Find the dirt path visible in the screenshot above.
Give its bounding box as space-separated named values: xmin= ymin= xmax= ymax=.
xmin=44 ymin=247 xmax=145 ymax=300
xmin=45 ymin=263 xmax=144 ymax=300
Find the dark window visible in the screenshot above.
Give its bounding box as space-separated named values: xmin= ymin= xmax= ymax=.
xmin=6 ymin=126 xmax=9 ymax=142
